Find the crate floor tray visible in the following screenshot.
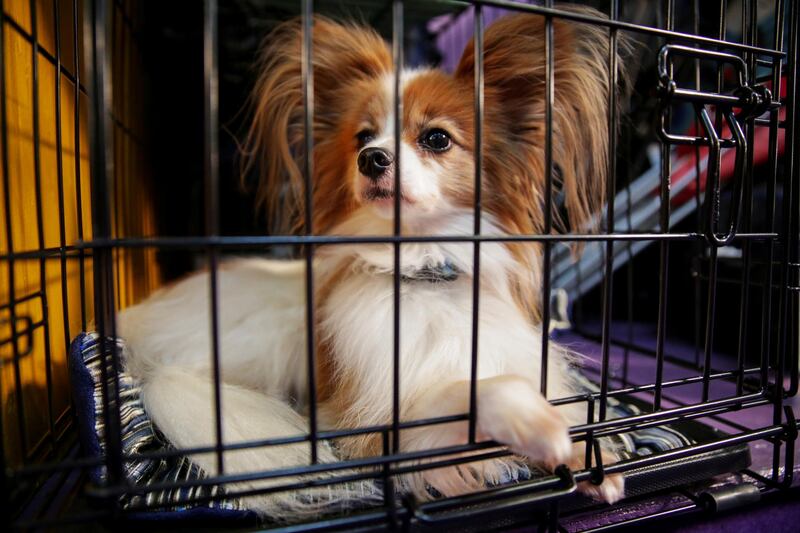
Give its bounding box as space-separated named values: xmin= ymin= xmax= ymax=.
xmin=68 ymin=331 xmax=750 ymax=527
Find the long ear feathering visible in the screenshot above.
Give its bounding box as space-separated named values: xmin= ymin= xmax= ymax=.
xmin=454 ymin=6 xmax=630 ymax=323
xmin=240 ymin=16 xmax=391 ymax=233
xmin=455 ymin=5 xmax=630 ymax=237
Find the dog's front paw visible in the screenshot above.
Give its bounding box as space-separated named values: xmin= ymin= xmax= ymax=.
xmin=570 ymin=445 xmax=625 ymax=504
xmin=578 ymin=473 xmax=625 ymax=503
xmin=478 ymin=376 xmax=573 ymax=467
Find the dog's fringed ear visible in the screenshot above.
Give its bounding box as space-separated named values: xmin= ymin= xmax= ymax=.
xmin=455 ymin=7 xmax=626 ymax=236
xmin=241 ymin=17 xmax=391 ymax=233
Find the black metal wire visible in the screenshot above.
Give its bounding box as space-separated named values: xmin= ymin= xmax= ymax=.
xmin=203 ymin=0 xmax=225 ymax=475
xmin=73 ymin=0 xmax=88 ymax=333
xmin=467 ymin=3 xmax=483 ymax=445
xmin=735 ymin=0 xmax=761 ymax=397
xmin=0 ymin=1 xmax=29 ymax=462
xmin=73 ymin=231 xmax=782 ymax=249
xmin=539 ymin=0 xmax=554 ymax=401
xmin=700 ymin=0 xmax=729 ymax=404
xmin=524 ymin=1 xmax=786 ymax=53
xmin=692 ymin=0 xmax=703 ymax=372
xmin=53 ymin=0 xmax=76 ymax=426
xmin=0 ymin=12 xmax=88 ymax=95
xmin=759 ymin=0 xmax=785 ymax=395
xmin=0 ymin=11 xmax=8 ymax=518
xmin=598 ymin=0 xmax=619 ymax=422
xmin=29 ymin=0 xmax=57 ymax=457
xmin=1 ymin=0 xmax=798 ymax=530
xmin=301 ymin=0 xmax=319 ymax=466
xmin=87 ymin=0 xmax=125 ymax=488
xmin=786 ymin=0 xmax=800 ymax=398
xmin=111 ymin=6 xmax=122 ymax=310
xmin=391 ymin=0 xmax=403 ymax=456
xmin=771 ymin=0 xmax=800 ymax=485
xmin=653 ymin=0 xmax=676 ymax=412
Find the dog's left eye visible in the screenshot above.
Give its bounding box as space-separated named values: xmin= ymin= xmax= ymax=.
xmin=356 ymin=129 xmax=375 ymax=147
xmin=420 ymin=129 xmax=451 ymax=152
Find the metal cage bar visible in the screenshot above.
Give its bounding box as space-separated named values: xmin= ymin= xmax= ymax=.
xmin=467 ymin=0 xmax=483 ymax=447
xmin=203 ymin=0 xmax=225 ymax=475
xmin=0 ymin=0 xmax=798 ymax=530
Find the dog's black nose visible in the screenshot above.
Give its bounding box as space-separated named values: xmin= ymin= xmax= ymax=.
xmin=358 ymin=147 xmax=393 ymax=180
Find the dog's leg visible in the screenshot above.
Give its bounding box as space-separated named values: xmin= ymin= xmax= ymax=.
xmin=400 ymin=375 xmax=572 ymax=499
xmin=141 ymin=366 xmax=380 ymax=519
xmin=403 ymin=376 xmax=623 ymax=502
xmin=561 ymin=442 xmax=625 ymax=504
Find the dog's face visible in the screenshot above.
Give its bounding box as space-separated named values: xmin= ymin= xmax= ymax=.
xmin=331 ymin=70 xmax=475 ymax=224
xmin=243 ymin=13 xmax=615 ymax=241
xmin=242 ymin=12 xmax=620 ymax=319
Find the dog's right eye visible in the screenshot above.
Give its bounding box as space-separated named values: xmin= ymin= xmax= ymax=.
xmin=356 ymin=130 xmax=375 ymax=147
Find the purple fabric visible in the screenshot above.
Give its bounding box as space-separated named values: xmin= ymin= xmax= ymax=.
xmin=428 ymin=1 xmax=540 ymax=73
xmin=664 ymin=498 xmax=800 ymax=533
xmin=550 ymin=322 xmax=800 ymax=531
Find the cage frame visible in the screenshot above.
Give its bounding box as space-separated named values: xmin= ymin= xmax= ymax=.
xmin=1 ymin=0 xmax=798 ymax=530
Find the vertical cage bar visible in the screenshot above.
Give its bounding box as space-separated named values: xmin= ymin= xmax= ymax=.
xmin=701 ymin=186 xmax=719 ymax=403
xmin=1 ymin=1 xmax=43 ymax=463
xmin=467 ymin=3 xmax=483 ymax=444
xmin=301 ymin=0 xmax=318 ymax=464
xmin=381 ymin=430 xmax=398 ymax=528
xmin=584 ymin=397 xmax=595 ymax=469
xmin=203 ymin=0 xmax=224 ymax=474
xmin=0 ymin=0 xmax=29 ymax=459
xmin=87 ymin=0 xmax=124 ymax=486
xmin=654 ymin=0 xmax=676 ymax=411
xmin=0 ymin=0 xmax=6 ymax=503
xmin=692 ymin=0 xmax=703 ymax=370
xmin=539 ymin=0 xmax=554 ymax=399
xmin=391 ymin=0 xmax=403 ymax=455
xmin=743 ymin=0 xmax=752 ymax=46
xmin=53 ymin=0 xmax=75 ymax=401
xmin=701 ymin=0 xmax=729 ymax=403
xmin=111 ymin=7 xmax=121 ymax=310
xmin=623 ymin=88 xmax=634 ymax=388
xmin=776 ymin=0 xmax=799 ymax=407
xmin=74 ymin=0 xmax=88 ymax=332
xmin=760 ymin=0 xmax=785 ymax=392
xmin=786 ymin=0 xmax=800 ymax=396
xmin=735 ymin=0 xmax=759 ymax=396
xmin=29 ymin=0 xmax=57 ymax=445
xmin=771 ymin=0 xmax=798 ymax=483
xmin=599 ymin=0 xmax=619 ymax=422
xmin=620 ymin=0 xmax=633 ymax=388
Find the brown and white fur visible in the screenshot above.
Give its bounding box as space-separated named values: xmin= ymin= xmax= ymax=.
xmin=118 ymin=7 xmax=627 ymax=519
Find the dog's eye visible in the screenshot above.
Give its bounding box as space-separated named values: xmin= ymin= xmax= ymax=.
xmin=356 ymin=129 xmax=375 ymax=147
xmin=420 ymin=129 xmax=451 ymax=152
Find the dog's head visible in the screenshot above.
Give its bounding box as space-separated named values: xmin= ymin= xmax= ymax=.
xmin=242 ymin=9 xmax=626 ymax=319
xmin=243 ymin=8 xmax=623 ymax=236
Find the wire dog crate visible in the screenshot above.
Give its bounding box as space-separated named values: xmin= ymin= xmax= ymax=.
xmin=2 ymin=0 xmax=799 ymax=530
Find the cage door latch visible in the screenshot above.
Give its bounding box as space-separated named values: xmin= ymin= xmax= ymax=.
xmin=656 ymin=44 xmax=776 ymax=247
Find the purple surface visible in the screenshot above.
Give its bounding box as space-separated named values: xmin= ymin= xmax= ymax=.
xmin=549 ymin=323 xmax=799 ymax=531
xmin=664 ymin=497 xmax=800 ymax=533
xmin=428 ymin=1 xmax=539 ymax=73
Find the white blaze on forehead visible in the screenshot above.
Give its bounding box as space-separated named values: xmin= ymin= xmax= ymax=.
xmin=375 ymin=68 xmax=424 ymax=140
xmin=360 ymin=69 xmax=442 ymax=207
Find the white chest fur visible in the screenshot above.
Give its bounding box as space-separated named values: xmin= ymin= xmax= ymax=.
xmin=318 ymin=258 xmax=573 ymax=429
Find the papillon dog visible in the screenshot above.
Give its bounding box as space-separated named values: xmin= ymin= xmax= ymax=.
xmin=118 ymin=6 xmax=628 ymax=519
